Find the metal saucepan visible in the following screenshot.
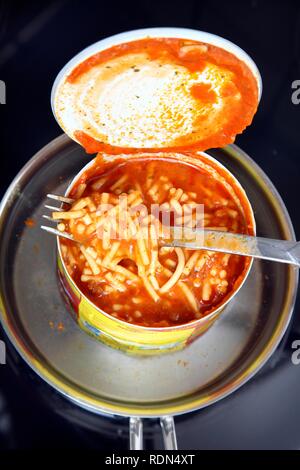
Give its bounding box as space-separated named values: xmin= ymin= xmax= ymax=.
xmin=0 ymin=135 xmax=297 ymax=449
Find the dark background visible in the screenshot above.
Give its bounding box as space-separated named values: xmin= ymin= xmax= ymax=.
xmin=0 ymin=0 xmax=300 ymax=450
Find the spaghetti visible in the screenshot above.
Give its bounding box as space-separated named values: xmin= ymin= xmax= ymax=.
xmin=57 ymin=156 xmax=253 ymax=327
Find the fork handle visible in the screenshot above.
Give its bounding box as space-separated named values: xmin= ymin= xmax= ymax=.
xmin=288 ymin=242 xmax=300 ymax=267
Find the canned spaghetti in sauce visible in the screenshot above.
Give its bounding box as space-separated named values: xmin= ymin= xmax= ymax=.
xmin=57 ymin=151 xmax=255 ymax=355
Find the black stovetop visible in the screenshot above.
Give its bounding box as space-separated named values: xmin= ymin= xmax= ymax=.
xmin=0 ymin=0 xmax=300 ymax=450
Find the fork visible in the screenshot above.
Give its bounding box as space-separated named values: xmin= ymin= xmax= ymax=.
xmin=41 ymin=194 xmax=300 ymax=267
xmin=41 ymin=193 xmax=76 ymax=241
xmin=164 ymin=227 xmax=300 ymax=267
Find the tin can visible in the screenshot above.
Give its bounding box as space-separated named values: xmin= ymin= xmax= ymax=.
xmin=57 ymin=151 xmax=256 ymax=355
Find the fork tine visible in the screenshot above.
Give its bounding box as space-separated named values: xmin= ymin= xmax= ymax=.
xmin=41 ymin=225 xmax=75 ymax=241
xmin=47 ymin=194 xmax=74 ymax=204
xmin=42 ymin=215 xmax=58 ymax=222
xmin=44 ymin=204 xmax=64 ymax=212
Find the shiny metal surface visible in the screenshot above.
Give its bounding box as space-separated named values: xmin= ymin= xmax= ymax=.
xmin=129 ymin=417 xmax=143 ymax=450
xmin=160 ymin=416 xmax=178 ymax=450
xmin=0 ymin=135 xmax=297 ymax=417
xmin=167 ymin=230 xmax=300 ymax=267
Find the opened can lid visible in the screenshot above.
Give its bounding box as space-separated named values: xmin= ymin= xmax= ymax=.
xmin=51 ymin=28 xmax=262 ymax=154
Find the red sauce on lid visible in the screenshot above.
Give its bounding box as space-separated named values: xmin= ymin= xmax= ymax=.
xmin=55 ymin=37 xmax=259 ymax=154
